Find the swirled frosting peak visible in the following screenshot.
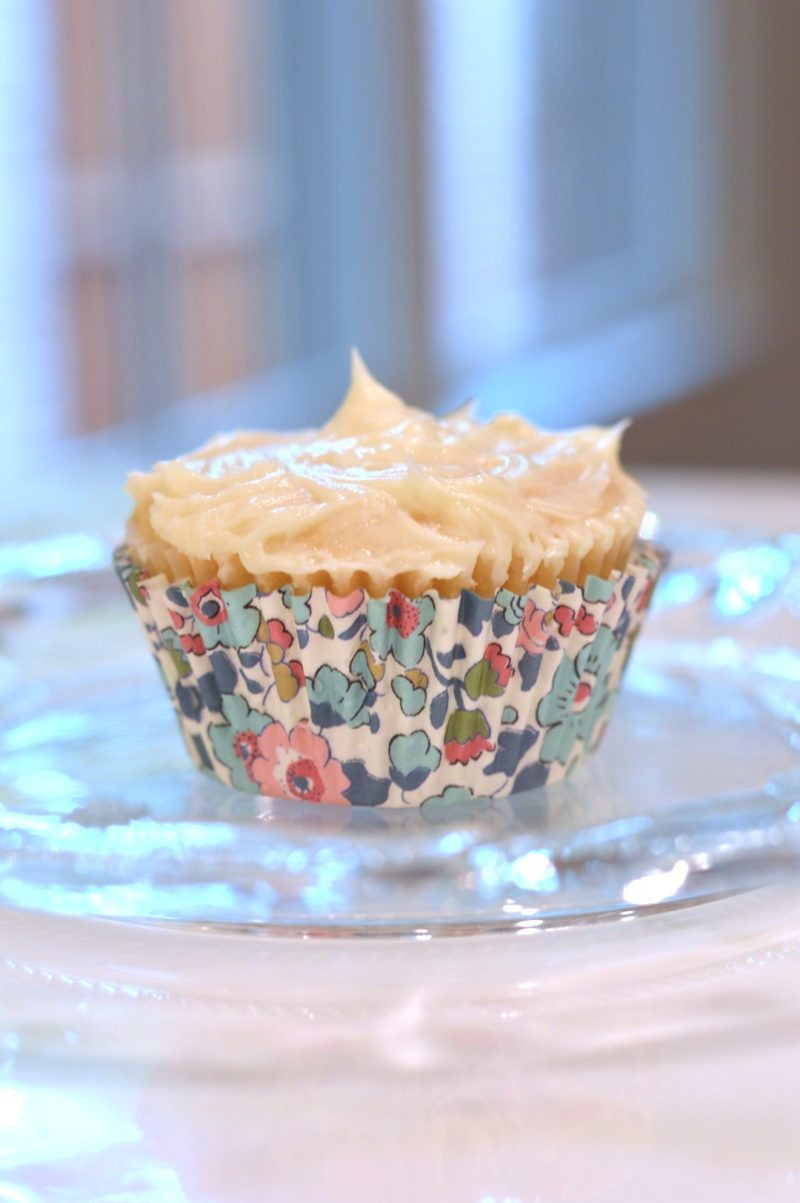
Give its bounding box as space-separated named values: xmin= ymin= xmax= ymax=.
xmin=125 ymin=352 xmax=646 ymax=597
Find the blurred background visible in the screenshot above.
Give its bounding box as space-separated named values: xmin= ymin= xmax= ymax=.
xmin=0 ymin=0 xmax=797 ymax=527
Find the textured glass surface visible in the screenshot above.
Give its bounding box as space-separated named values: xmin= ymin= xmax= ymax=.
xmin=0 ymin=523 xmax=798 ymax=934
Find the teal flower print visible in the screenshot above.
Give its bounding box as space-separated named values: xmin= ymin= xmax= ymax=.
xmin=388 ymin=730 xmax=441 ymax=791
xmin=367 ymin=590 xmax=435 ymax=669
xmin=391 ymin=669 xmax=428 ymax=716
xmin=279 ymin=585 xmax=312 ymax=624
xmin=495 ymin=588 xmax=526 ymax=627
xmin=420 ymin=785 xmax=492 ymax=821
xmin=208 ymin=694 xmax=272 ymax=792
xmin=350 ymin=641 xmax=384 ymax=690
xmin=308 ymin=665 xmax=371 ymax=729
xmin=537 ymin=626 xmax=617 ymax=765
xmin=190 ymin=582 xmax=260 ymax=651
xmin=583 ymin=576 xmax=614 ymax=604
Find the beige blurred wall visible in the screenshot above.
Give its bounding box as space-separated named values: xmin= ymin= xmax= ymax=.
xmin=56 ymin=0 xmax=279 ymax=433
xmin=626 ymin=0 xmax=800 ymax=471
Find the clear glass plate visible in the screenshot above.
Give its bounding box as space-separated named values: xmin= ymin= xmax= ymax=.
xmin=0 ymin=522 xmax=798 ymax=934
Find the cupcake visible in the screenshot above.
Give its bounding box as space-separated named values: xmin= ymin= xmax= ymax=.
xmin=115 ymin=353 xmax=664 ymax=811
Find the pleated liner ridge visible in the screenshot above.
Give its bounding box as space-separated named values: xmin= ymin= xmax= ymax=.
xmin=114 ymin=543 xmax=665 ymax=812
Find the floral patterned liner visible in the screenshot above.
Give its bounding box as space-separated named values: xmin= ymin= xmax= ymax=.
xmin=114 ymin=543 xmax=665 ymax=813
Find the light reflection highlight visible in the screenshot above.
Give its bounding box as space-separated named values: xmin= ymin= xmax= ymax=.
xmin=0 ymin=533 xmax=108 ymax=582
xmin=622 ymin=859 xmax=689 ymax=907
xmin=0 ymin=1184 xmax=39 ymax=1203
xmin=508 ymin=849 xmax=558 ymax=894
xmin=0 ymin=1084 xmax=140 ymax=1167
xmin=11 ymin=768 xmax=87 ymax=811
xmin=654 ymin=568 xmax=704 ymax=610
xmin=715 ymin=543 xmax=793 ymax=617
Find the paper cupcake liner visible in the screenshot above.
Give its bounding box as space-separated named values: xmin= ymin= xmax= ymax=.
xmin=114 ymin=543 xmax=666 ymax=811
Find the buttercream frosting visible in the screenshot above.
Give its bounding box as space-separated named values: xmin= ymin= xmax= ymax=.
xmin=125 ymin=353 xmax=646 ymax=597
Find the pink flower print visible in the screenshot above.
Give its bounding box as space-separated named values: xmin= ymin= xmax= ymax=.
xmin=287 ymin=659 xmax=306 ymax=689
xmin=444 ymin=730 xmax=494 ymax=766
xmin=326 ymin=588 xmax=365 ymax=618
xmin=484 ymin=642 xmax=513 ymax=687
xmin=386 ymin=590 xmax=421 ymax=639
xmin=553 ymin=604 xmax=597 ymax=638
xmin=636 ymin=578 xmax=655 ymax=612
xmin=180 ymin=633 xmax=205 ymax=655
xmin=233 ymin=730 xmax=260 ymax=781
xmin=266 ymin=618 xmax=293 ymax=650
xmin=517 ymin=602 xmax=549 ymax=655
xmin=250 ymin=720 xmax=350 ymax=805
xmin=190 ymin=581 xmax=228 ymax=627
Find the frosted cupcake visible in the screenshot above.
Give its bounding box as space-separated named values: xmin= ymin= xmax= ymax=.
xmin=115 ymin=354 xmax=663 ymax=810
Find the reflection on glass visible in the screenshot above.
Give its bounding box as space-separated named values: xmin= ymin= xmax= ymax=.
xmin=0 ymin=1083 xmax=140 ymax=1168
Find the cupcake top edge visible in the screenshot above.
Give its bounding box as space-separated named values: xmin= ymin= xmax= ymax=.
xmin=113 ymin=539 xmax=666 ymax=609
xmin=124 ymin=351 xmax=647 ymax=599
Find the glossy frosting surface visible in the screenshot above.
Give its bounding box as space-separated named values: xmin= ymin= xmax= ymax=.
xmin=126 ymin=354 xmax=646 ymax=596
